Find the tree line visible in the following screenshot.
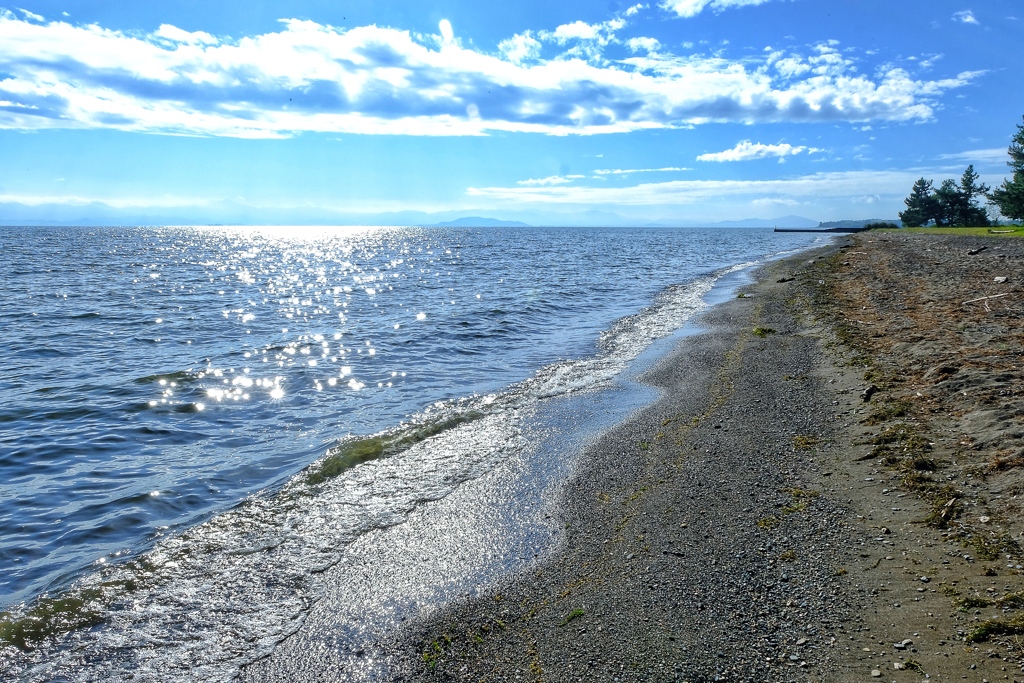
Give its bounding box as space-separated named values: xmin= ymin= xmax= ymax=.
xmin=900 ymin=115 xmax=1024 ymax=227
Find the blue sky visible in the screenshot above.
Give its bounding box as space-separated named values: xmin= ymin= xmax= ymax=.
xmin=0 ymin=0 xmax=1021 ymax=225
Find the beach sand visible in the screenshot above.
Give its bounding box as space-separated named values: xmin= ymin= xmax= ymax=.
xmin=394 ymin=232 xmax=1024 ymax=682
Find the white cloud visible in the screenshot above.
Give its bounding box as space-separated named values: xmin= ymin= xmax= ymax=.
xmin=498 ymin=31 xmax=542 ymax=64
xmin=16 ymin=8 xmax=44 ymax=22
xmin=438 ymin=19 xmax=455 ymax=43
xmin=661 ymin=0 xmax=776 ymax=19
xmin=539 ymin=17 xmax=625 ymax=52
xmin=594 ymin=167 xmax=690 ymax=174
xmin=625 ymin=4 xmax=647 ymax=16
xmin=752 ymin=197 xmax=801 ymax=207
xmin=697 ymin=141 xmax=824 ymax=162
xmin=626 ymin=37 xmax=661 ymax=53
xmin=517 ymin=175 xmax=584 ymax=186
xmin=937 ymin=148 xmax=1008 ymax=164
xmin=465 ymin=170 xmax=963 ymax=206
xmin=0 ymin=14 xmax=983 ymax=139
xmin=953 ymin=10 xmax=979 ymax=25
xmin=155 ymin=24 xmax=218 ymax=46
xmin=552 ymin=21 xmax=601 ymax=42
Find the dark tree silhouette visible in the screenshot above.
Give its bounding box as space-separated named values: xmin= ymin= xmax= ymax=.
xmin=899 ymin=178 xmax=937 ymax=227
xmin=954 ymin=165 xmax=991 ymax=227
xmin=990 ymin=115 xmax=1024 ymax=221
xmin=900 ymin=165 xmax=990 ymax=227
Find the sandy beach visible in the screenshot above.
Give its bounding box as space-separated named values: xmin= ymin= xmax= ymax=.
xmin=389 ymin=231 xmax=1024 ymax=682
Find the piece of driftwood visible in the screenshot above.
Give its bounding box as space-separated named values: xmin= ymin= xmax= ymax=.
xmin=962 ymin=292 xmax=1010 ymax=311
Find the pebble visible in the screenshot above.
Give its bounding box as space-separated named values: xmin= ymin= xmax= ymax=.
xmin=871 ymin=670 xmax=881 ymax=677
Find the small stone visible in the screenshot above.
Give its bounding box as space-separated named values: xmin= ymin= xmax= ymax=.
xmin=795 ymin=637 xmax=807 ymax=646
xmin=994 ymin=276 xmax=1008 ymax=283
xmin=871 ymin=669 xmax=881 ymax=677
xmin=625 ymin=553 xmax=634 ymax=560
xmin=919 ymin=576 xmax=931 ymax=583
xmin=894 ymin=662 xmax=905 ymax=670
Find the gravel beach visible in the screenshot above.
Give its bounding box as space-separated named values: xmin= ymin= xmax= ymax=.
xmin=396 ymin=232 xmax=1024 ymax=682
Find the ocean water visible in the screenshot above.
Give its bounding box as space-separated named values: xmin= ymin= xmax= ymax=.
xmin=0 ymin=225 xmax=822 ymax=680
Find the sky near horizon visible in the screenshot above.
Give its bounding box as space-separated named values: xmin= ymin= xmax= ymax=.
xmin=0 ymin=0 xmax=1021 ymax=226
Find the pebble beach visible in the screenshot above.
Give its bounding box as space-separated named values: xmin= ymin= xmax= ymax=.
xmin=393 ymin=231 xmax=1024 ymax=682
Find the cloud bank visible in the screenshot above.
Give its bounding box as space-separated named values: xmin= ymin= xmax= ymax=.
xmin=0 ymin=11 xmax=981 ymax=138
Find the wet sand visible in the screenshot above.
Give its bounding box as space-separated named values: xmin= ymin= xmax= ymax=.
xmin=396 ymin=232 xmax=1024 ymax=682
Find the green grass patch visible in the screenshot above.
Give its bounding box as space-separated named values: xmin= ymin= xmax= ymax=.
xmin=782 ymin=500 xmax=809 ymax=514
xmin=306 ymin=411 xmax=483 ymax=486
xmin=792 ymin=434 xmax=821 ymax=451
xmin=967 ymin=613 xmax=1024 ymax=643
xmin=955 ymin=595 xmax=995 ymax=610
xmin=558 ymin=608 xmax=585 ymax=627
xmin=421 ymin=634 xmax=454 ymax=668
xmin=968 ymin=533 xmax=1020 ymax=562
xmin=752 ymin=326 xmax=777 ymax=338
xmin=757 ymin=516 xmax=779 ymax=531
xmin=863 ymin=400 xmax=912 ymax=425
xmin=0 ymin=590 xmax=107 ymax=651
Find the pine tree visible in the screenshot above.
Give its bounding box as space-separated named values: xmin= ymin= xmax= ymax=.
xmin=957 ymin=164 xmax=990 ymax=226
xmin=933 ymin=178 xmax=960 ymax=227
xmin=929 ymin=166 xmax=990 ymax=227
xmin=990 ymin=115 xmax=1024 ymax=221
xmin=899 ymin=177 xmax=937 ymax=227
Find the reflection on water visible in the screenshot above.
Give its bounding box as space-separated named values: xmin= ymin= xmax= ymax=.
xmin=0 ymin=225 xmax=822 ymax=681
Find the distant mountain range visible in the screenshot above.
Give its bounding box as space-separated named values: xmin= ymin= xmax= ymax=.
xmin=0 ymin=201 xmax=888 ymax=230
xmin=429 ymin=217 xmax=531 ymax=227
xmin=698 ymin=215 xmax=819 ymax=229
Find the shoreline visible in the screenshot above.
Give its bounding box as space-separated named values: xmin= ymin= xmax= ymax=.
xmin=236 ymin=252 xmax=805 ymax=682
xmin=395 ymin=232 xmax=1024 ymax=681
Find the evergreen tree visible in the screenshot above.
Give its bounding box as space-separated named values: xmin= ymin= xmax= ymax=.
xmin=929 ymin=166 xmax=990 ymax=227
xmin=933 ymin=178 xmax=960 ymax=227
xmin=990 ymin=115 xmax=1024 ymax=221
xmin=899 ymin=177 xmax=937 ymax=227
xmin=956 ymin=164 xmax=990 ymax=226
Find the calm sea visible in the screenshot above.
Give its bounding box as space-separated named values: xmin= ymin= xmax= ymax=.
xmin=0 ymin=225 xmax=822 ymax=680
